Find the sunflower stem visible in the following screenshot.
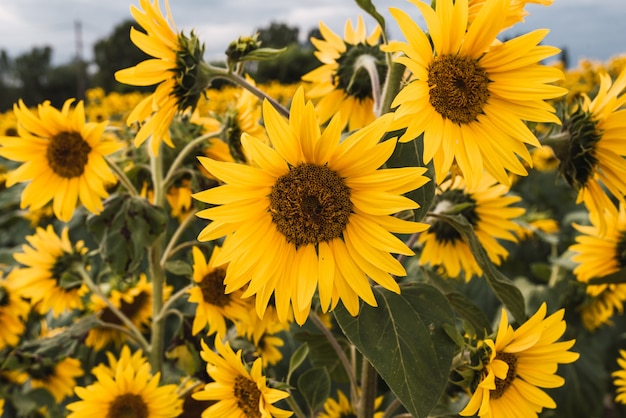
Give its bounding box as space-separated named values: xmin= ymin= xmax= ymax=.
xmin=160 ymin=209 xmax=198 ymax=268
xmin=358 ymin=356 xmax=378 ymax=418
xmin=378 ymin=61 xmax=406 ymax=116
xmin=352 ymin=54 xmax=382 ymax=116
xmin=76 ymin=264 xmax=150 ymax=352
xmin=163 ymin=129 xmax=223 ymax=188
xmin=310 ymin=311 xmax=359 ymax=403
xmin=217 ymin=70 xmax=290 ymax=119
xmin=149 ymin=145 xmax=166 ymax=374
xmin=284 ymin=393 xmax=308 ymax=418
xmin=105 ymin=156 xmax=139 ymax=196
xmin=381 ymin=397 xmax=402 ymax=418
xmin=154 ymin=284 xmax=193 ymax=323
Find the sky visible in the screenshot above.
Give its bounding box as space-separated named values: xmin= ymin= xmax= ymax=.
xmin=0 ymin=0 xmax=625 ymax=69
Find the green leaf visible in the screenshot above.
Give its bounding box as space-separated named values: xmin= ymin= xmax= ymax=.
xmin=12 ymin=388 xmax=55 ymax=415
xmin=294 ymin=331 xmax=350 ymax=382
xmin=297 ymin=367 xmax=331 ymax=415
xmin=287 ymin=343 xmax=309 ymax=385
xmin=334 ymin=283 xmax=457 ymax=418
xmin=165 ymin=259 xmax=193 ymax=276
xmin=355 ymin=0 xmax=386 ymax=32
xmin=436 ymin=214 xmax=526 ymax=323
xmin=87 ymin=194 xmax=167 ymax=276
xmin=385 ymin=134 xmax=435 ymax=222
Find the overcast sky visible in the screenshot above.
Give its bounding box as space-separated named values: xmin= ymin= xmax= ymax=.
xmin=0 ymin=0 xmax=625 ymax=68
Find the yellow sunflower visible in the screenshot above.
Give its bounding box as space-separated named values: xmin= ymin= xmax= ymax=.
xmin=0 ymin=99 xmax=121 ymax=221
xmin=384 ymin=0 xmax=565 ymax=188
xmin=580 ymin=284 xmax=626 ymax=332
xmin=66 ymin=345 xmax=183 ymax=418
xmin=460 ymin=303 xmax=579 ymax=418
xmin=302 ymin=16 xmax=385 ymax=131
xmin=12 ymin=225 xmax=89 ymax=317
xmin=28 ymin=357 xmax=84 ymax=403
xmin=188 ymin=246 xmax=250 ymax=337
xmin=612 ymin=349 xmax=626 ymax=404
xmin=194 ymin=86 xmax=430 ymax=324
xmin=468 ymin=0 xmax=554 ymax=28
xmin=418 ymin=174 xmax=525 ymax=280
xmin=319 ymin=390 xmax=383 ymax=418
xmin=551 ymin=68 xmax=626 ymax=235
xmin=0 ymin=271 xmax=30 ymax=350
xmin=254 ymin=333 xmax=285 ymax=368
xmin=115 ymin=0 xmax=208 ymax=156
xmin=570 ymin=203 xmax=626 ymax=291
xmin=192 ymin=337 xmax=292 ymax=417
xmin=531 ymin=145 xmax=559 ymax=172
xmin=86 ymin=274 xmax=172 ymax=350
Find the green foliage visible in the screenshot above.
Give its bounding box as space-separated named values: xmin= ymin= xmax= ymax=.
xmin=334 ymin=284 xmax=457 ymax=418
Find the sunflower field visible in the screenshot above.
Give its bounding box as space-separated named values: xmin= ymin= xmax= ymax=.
xmin=1 ymin=0 xmax=626 ymax=417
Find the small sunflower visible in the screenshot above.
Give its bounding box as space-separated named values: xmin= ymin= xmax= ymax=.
xmin=551 ymin=68 xmax=626 ymax=235
xmin=0 ymin=271 xmax=30 ymax=350
xmin=66 ymin=345 xmax=183 ymax=418
xmin=192 ymin=337 xmax=292 ymax=417
xmin=319 ymin=390 xmax=383 ymax=418
xmin=384 ymin=0 xmax=565 ymax=187
xmin=12 ymin=225 xmax=89 ymax=317
xmin=86 ymin=274 xmax=171 ymax=350
xmin=253 ymin=333 xmax=285 ymax=368
xmin=194 ymin=86 xmax=430 ymax=324
xmin=612 ymin=349 xmax=626 ymax=404
xmin=302 ymin=16 xmax=386 ymax=131
xmin=418 ymin=174 xmax=525 ymax=280
xmin=580 ymin=284 xmax=626 ymax=332
xmin=28 ymin=357 xmax=84 ymax=403
xmin=0 ymin=99 xmax=121 ymax=221
xmin=115 ymin=0 xmax=208 ymax=156
xmin=531 ymin=145 xmax=559 ymax=172
xmin=188 ymin=245 xmax=250 ymax=337
xmin=166 ymin=178 xmax=194 ymax=221
xmin=460 ymin=303 xmax=579 ymax=418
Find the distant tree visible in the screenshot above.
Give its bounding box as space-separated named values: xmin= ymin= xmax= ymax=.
xmin=92 ymin=19 xmax=152 ymax=93
xmin=13 ymin=46 xmax=53 ymax=106
xmin=256 ymin=22 xmax=299 ymax=48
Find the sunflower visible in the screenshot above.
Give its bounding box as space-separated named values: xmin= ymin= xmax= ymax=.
xmin=192 ymin=337 xmax=292 ymax=417
xmin=253 ymin=333 xmax=285 ymax=368
xmin=194 ymin=86 xmax=430 ymax=324
xmin=12 ymin=225 xmax=89 ymax=317
xmin=550 ymin=68 xmax=626 ymax=235
xmin=0 ymin=98 xmax=121 ymax=221
xmin=0 ymin=271 xmax=30 ymax=350
xmin=384 ymin=0 xmax=565 ymax=188
xmin=418 ymin=174 xmax=524 ymax=280
xmin=28 ymin=357 xmax=84 ymax=403
xmin=468 ymin=0 xmax=554 ymax=28
xmin=319 ymin=390 xmax=383 ymax=418
xmin=460 ymin=303 xmax=579 ymax=417
xmin=302 ymin=16 xmax=385 ymax=131
xmin=570 ymin=203 xmax=626 ymax=291
xmin=188 ymin=245 xmax=250 ymax=337
xmin=86 ymin=274 xmax=171 ymax=350
xmin=531 ymin=145 xmax=559 ymax=172
xmin=166 ymin=178 xmax=194 ymax=221
xmin=613 ymin=349 xmax=626 ymax=404
xmin=580 ymin=284 xmax=626 ymax=332
xmin=66 ymin=345 xmax=183 ymax=418
xmin=115 ymin=0 xmax=208 ymax=156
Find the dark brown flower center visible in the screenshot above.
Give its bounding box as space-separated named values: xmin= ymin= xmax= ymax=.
xmin=427 ymin=54 xmax=490 ymax=124
xmin=46 ymin=131 xmax=92 ymax=178
xmin=269 ymin=163 xmax=352 ymax=247
xmin=233 ymin=375 xmax=262 ymax=418
xmin=616 ymin=232 xmax=626 ymax=269
xmin=106 ymin=393 xmax=148 ymax=418
xmin=101 ymin=290 xmax=151 ymax=325
xmin=199 ymin=268 xmax=230 ymax=307
xmin=492 ymin=352 xmax=518 ymax=399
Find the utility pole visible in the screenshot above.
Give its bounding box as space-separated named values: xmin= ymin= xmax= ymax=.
xmin=75 ymin=20 xmax=86 ymax=101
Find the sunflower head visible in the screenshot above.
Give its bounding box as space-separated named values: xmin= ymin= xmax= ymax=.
xmin=173 ymin=30 xmax=208 ymax=113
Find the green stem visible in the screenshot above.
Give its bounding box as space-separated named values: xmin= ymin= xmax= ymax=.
xmin=154 ymin=284 xmax=193 ymax=323
xmin=149 ymin=145 xmax=166 ymax=373
xmin=310 ymin=312 xmax=359 ymax=404
xmin=105 ymin=156 xmax=139 ymax=196
xmin=285 ymin=394 xmax=308 ymax=418
xmin=77 ymin=264 xmax=150 ymax=352
xmin=217 ymin=71 xmax=290 ymax=119
xmin=160 ymin=209 xmax=198 ymax=268
xmin=163 ymin=129 xmax=223 ymax=188
xmin=358 ymin=357 xmax=378 ymax=418
xmin=378 ymin=61 xmax=406 ymax=116
xmin=381 ymin=398 xmax=402 ymax=418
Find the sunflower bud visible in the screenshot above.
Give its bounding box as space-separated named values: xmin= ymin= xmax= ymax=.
xmin=225 ymin=34 xmax=286 ymax=70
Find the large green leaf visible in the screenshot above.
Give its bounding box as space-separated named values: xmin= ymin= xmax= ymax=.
xmin=436 ymin=214 xmax=526 ymax=323
xmin=297 ymin=367 xmax=331 ymax=415
xmin=334 ymin=283 xmax=456 ymax=418
xmin=355 ymin=0 xmax=386 ymax=33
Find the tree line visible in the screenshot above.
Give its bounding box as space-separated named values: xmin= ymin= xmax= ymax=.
xmin=0 ymin=21 xmax=321 ymax=113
